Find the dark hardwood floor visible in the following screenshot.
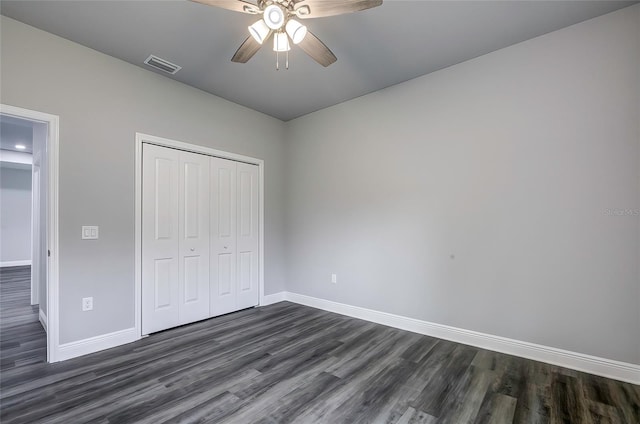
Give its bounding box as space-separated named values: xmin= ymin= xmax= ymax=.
xmin=0 ymin=266 xmax=46 ymax=372
xmin=1 ymin=266 xmax=638 ymax=423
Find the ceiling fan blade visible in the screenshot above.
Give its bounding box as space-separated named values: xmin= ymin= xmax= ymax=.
xmin=294 ymin=0 xmax=382 ymax=19
xmin=190 ymin=0 xmax=260 ymax=15
xmin=298 ymin=31 xmax=337 ymax=67
xmin=231 ymin=35 xmax=267 ymax=63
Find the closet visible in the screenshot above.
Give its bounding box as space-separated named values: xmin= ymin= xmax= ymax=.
xmin=141 ymin=143 xmax=259 ymax=335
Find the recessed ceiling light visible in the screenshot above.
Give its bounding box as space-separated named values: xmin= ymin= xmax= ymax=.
xmin=15 ymin=144 xmax=26 ymax=150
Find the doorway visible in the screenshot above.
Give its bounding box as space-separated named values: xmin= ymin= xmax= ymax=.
xmin=0 ymin=104 xmax=59 ymax=363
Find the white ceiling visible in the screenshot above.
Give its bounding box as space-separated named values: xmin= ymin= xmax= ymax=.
xmin=1 ymin=0 xmax=636 ymax=121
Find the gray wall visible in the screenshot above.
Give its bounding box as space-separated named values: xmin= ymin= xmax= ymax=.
xmin=1 ymin=6 xmax=638 ymax=365
xmin=285 ymin=5 xmax=640 ymax=364
xmin=1 ymin=16 xmax=287 ymax=344
xmin=0 ymin=165 xmax=32 ymax=263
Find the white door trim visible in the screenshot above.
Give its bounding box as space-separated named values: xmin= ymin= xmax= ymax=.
xmin=31 ymin=160 xmax=41 ymax=306
xmin=134 ymin=133 xmax=265 ymax=339
xmin=1 ymin=104 xmax=60 ymax=363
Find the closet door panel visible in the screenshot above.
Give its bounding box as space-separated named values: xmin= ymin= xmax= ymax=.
xmin=217 ymin=253 xmax=233 ymax=296
xmin=210 ymin=157 xmax=237 ymax=316
xmin=154 ymin=259 xmax=173 ymax=309
xmin=142 ymin=144 xmax=180 ymax=335
xmin=236 ymin=163 xmax=259 ymax=309
xmin=178 ymin=151 xmax=211 ymax=325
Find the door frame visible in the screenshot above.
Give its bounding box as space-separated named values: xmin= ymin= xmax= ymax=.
xmin=31 ymin=158 xmax=41 ymax=306
xmin=1 ymin=104 xmax=60 ymax=363
xmin=134 ymin=133 xmax=265 ymax=338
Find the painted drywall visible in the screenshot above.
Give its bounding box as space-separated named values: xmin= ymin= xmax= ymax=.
xmin=32 ymin=122 xmax=48 ymax=315
xmin=285 ymin=5 xmax=640 ymax=364
xmin=1 ymin=16 xmax=287 ymax=344
xmin=0 ymin=150 xmax=33 ymax=165
xmin=0 ymin=165 xmax=32 ymax=263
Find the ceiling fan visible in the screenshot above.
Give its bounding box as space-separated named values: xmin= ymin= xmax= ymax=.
xmin=191 ymin=0 xmax=383 ymax=68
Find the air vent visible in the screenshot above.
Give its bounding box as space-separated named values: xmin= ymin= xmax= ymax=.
xmin=144 ymin=55 xmax=182 ymax=75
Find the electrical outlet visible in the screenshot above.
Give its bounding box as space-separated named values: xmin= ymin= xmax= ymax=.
xmin=331 ymin=274 xmax=337 ymax=284
xmin=82 ymin=297 xmax=93 ymax=311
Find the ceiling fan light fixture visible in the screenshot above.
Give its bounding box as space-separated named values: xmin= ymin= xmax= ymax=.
xmin=249 ymin=19 xmax=270 ymax=44
xmin=285 ymin=19 xmax=307 ymax=44
xmin=273 ymin=32 xmax=291 ymax=52
xmin=263 ymin=4 xmax=285 ymax=30
xmin=194 ymin=0 xmax=384 ymax=68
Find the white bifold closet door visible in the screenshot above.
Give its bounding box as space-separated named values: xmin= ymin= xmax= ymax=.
xmin=142 ymin=144 xmax=210 ymax=335
xmin=210 ymin=158 xmax=259 ymax=316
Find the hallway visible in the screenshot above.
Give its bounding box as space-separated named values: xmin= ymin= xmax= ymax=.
xmin=0 ymin=266 xmax=46 ymax=371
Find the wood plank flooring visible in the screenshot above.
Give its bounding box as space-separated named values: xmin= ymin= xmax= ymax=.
xmin=1 ymin=266 xmax=638 ymax=423
xmin=0 ymin=266 xmax=46 ymax=372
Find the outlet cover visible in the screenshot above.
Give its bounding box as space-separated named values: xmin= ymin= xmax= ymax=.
xmin=82 ymin=297 xmax=93 ymax=311
xmin=331 ymin=274 xmax=337 ymax=284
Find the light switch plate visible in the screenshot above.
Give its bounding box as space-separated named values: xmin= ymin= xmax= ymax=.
xmin=82 ymin=226 xmax=99 ymax=240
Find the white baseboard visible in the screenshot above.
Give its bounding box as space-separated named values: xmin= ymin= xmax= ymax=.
xmin=39 ymin=308 xmax=47 ymax=332
xmin=284 ymin=292 xmax=640 ymax=385
xmin=261 ymin=291 xmax=287 ymax=306
xmin=57 ymin=327 xmax=139 ymax=362
xmin=0 ymin=260 xmax=31 ymax=267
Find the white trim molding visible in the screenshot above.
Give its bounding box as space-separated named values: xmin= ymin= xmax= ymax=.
xmin=0 ymin=150 xmax=33 ymax=165
xmin=39 ymin=309 xmax=48 ymax=332
xmin=1 ymin=104 xmax=60 ymax=364
xmin=57 ymin=328 xmax=138 ymax=362
xmin=261 ymin=291 xmax=287 ymax=306
xmin=0 ymin=260 xmax=32 ymax=267
xmin=282 ymin=292 xmax=640 ymax=385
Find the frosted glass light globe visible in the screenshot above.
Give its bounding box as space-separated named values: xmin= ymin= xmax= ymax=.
xmin=263 ymin=5 xmax=285 ymax=30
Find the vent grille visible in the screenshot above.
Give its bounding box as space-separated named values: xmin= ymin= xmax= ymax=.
xmin=144 ymin=55 xmax=182 ymax=75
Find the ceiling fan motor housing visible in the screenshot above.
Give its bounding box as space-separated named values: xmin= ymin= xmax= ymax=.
xmin=264 ymin=4 xmax=286 ymax=29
